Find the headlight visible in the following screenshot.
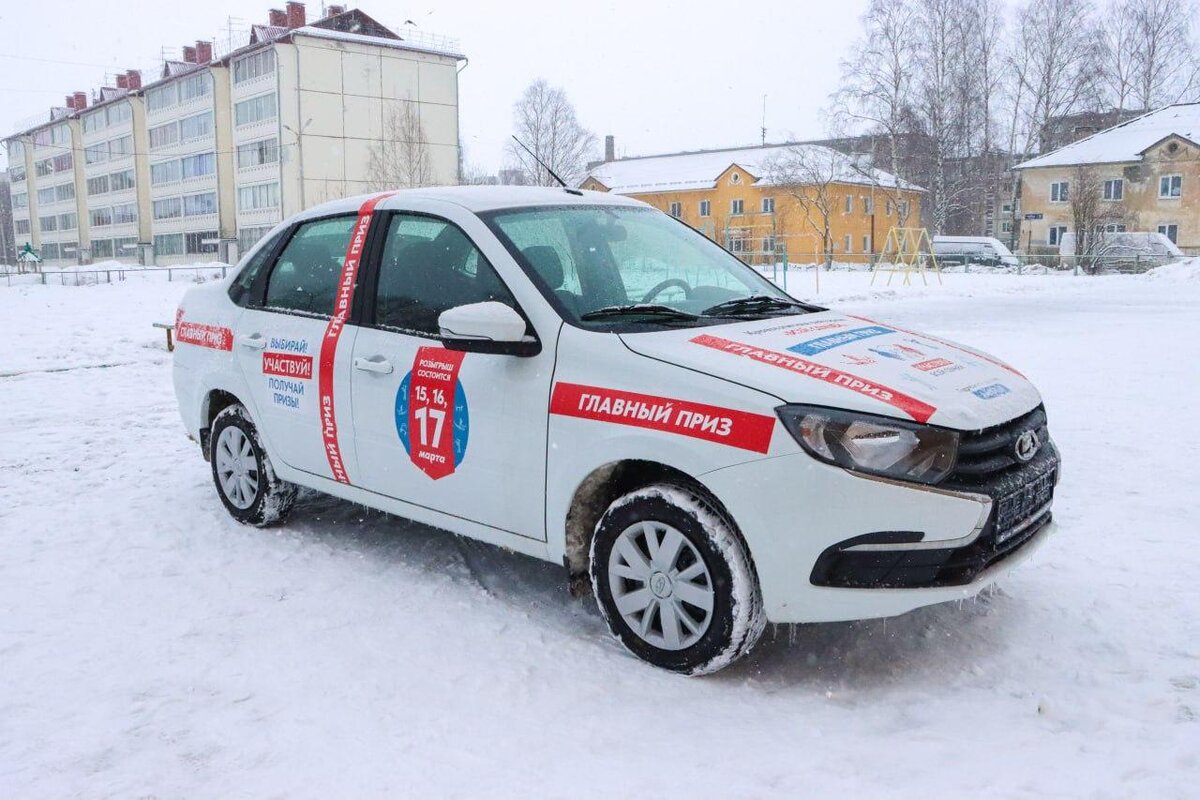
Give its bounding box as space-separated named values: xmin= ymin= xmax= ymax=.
xmin=776 ymin=405 xmax=959 ymax=485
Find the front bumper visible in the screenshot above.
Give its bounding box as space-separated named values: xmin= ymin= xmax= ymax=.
xmin=700 ymin=446 xmax=1059 ymax=624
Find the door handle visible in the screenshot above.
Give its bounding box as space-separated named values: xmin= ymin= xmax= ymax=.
xmin=353 ymin=356 xmax=394 ymax=375
xmin=238 ymin=333 xmax=267 ymax=350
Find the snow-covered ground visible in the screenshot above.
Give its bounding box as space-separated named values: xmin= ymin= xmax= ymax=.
xmin=1 ymin=265 xmax=1198 ymax=798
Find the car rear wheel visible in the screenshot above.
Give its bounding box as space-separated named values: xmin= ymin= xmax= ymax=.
xmin=590 ymin=483 xmax=765 ymax=675
xmin=210 ymin=403 xmax=296 ymax=527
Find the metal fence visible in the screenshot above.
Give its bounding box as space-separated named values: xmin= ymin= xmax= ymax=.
xmin=738 ymin=250 xmax=1181 ymax=276
xmin=0 ymin=265 xmax=229 ymax=287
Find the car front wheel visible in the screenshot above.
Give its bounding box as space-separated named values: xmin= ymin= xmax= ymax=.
xmin=590 ymin=483 xmax=765 ymax=675
xmin=209 ymin=403 xmax=296 ymax=527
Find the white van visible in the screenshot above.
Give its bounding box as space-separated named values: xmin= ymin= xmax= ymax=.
xmin=933 ymin=236 xmax=1020 ymax=268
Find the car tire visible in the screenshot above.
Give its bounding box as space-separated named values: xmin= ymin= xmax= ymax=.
xmin=590 ymin=483 xmax=765 ymax=675
xmin=209 ymin=403 xmax=296 ymax=527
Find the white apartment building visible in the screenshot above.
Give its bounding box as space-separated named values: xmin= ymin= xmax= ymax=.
xmin=4 ymin=3 xmax=464 ymax=267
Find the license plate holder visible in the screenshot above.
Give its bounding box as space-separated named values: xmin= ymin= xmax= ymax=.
xmin=994 ymin=469 xmax=1056 ymax=544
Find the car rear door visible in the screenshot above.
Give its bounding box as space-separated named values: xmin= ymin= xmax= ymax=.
xmin=233 ymin=212 xmax=364 ymax=480
xmin=348 ymin=203 xmax=556 ymax=542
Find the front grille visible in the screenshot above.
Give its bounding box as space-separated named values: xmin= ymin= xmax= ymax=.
xmin=945 ymin=405 xmax=1050 ymax=490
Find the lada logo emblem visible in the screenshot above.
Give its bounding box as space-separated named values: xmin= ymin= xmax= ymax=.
xmin=1015 ymin=430 xmax=1040 ymax=462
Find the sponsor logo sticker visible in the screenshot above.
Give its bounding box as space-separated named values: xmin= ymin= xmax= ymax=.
xmin=787 ymin=325 xmax=893 ymax=356
xmin=395 ymin=347 xmax=469 ymax=480
xmin=690 ymin=334 xmax=937 ymax=424
xmin=912 ymin=357 xmax=964 ymax=376
xmin=549 ymin=382 xmax=775 ymax=454
xmin=971 ymin=382 xmax=1011 ymax=400
xmin=175 ymin=314 xmax=233 ymax=351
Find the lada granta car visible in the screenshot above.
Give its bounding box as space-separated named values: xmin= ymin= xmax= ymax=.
xmin=172 ymin=187 xmax=1060 ymax=674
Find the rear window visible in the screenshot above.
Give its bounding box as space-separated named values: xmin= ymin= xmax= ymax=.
xmin=263 ymin=216 xmax=355 ymax=316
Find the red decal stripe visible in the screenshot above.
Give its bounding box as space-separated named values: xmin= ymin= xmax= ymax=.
xmin=407 ymin=347 xmax=466 ymax=479
xmin=848 ymin=314 xmax=1025 ymax=378
xmin=690 ymin=334 xmax=937 ymax=424
xmin=318 ymin=192 xmax=395 ymax=484
xmin=262 ymin=352 xmax=313 ymax=379
xmin=550 ymin=382 xmax=775 ymax=454
xmin=175 ymin=319 xmax=232 ymax=351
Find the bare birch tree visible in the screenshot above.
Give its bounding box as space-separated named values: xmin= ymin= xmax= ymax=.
xmin=764 ymin=147 xmax=848 ymax=268
xmin=506 ymin=79 xmax=596 ymax=187
xmin=1125 ymin=0 xmax=1197 ymax=109
xmin=366 ymin=101 xmax=434 ymax=190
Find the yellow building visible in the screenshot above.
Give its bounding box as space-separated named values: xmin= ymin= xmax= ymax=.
xmin=581 ymin=142 xmax=924 ymax=264
xmin=1015 ymin=104 xmax=1200 ymax=252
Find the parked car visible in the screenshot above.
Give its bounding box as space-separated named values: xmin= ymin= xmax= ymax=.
xmin=172 ymin=187 xmax=1060 ymax=675
xmin=1058 ymin=231 xmax=1183 ymax=270
xmin=933 ymin=236 xmax=1020 ymax=268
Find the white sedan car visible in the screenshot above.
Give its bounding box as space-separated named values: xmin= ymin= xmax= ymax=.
xmin=172 ymin=187 xmax=1060 ymax=674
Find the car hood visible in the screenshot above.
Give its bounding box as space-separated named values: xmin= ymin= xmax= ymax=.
xmin=619 ymin=310 xmax=1041 ymax=430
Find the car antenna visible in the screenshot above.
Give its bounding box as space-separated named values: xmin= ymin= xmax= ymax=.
xmin=511 ymin=135 xmax=568 ymax=188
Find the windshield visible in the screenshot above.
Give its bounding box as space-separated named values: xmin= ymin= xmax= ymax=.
xmin=483 ymin=205 xmax=807 ymax=328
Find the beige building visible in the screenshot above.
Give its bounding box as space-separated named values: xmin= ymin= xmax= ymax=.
xmin=4 ymin=4 xmax=464 ymax=267
xmin=1015 ymin=104 xmax=1200 ymax=252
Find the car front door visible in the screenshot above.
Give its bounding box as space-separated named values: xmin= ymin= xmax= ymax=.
xmin=234 ymin=213 xmax=362 ymax=479
xmin=348 ymin=206 xmax=556 ymax=541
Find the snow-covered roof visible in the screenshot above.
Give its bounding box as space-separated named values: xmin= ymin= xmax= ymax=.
xmin=585 ymin=143 xmax=922 ymax=195
xmin=1016 ymin=103 xmax=1200 ymax=169
xmin=292 ymin=26 xmax=465 ymax=60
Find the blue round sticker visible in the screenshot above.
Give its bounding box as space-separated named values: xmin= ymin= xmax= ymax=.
xmin=395 ymin=371 xmax=470 ymax=470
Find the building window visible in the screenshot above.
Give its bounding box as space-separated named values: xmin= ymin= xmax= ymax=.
xmin=149 ymin=122 xmax=180 ymax=150
xmin=35 ymin=158 xmax=53 ymax=177
xmin=109 ymin=169 xmax=135 ymax=192
xmin=183 ymin=191 xmax=217 ymax=216
xmin=863 ymin=196 xmax=873 ymax=214
xmin=1101 ymin=223 xmax=1127 ymax=233
xmin=1159 ymin=174 xmax=1182 ymax=198
xmin=179 ymin=111 xmax=213 ymax=142
xmin=108 ymin=135 xmax=133 ymax=160
xmin=1001 ymin=202 xmax=1013 ymax=213
xmin=731 ymin=199 xmax=744 ymax=215
xmin=236 ymin=138 xmax=279 ymax=169
xmin=886 ymin=199 xmax=895 ymax=215
xmin=181 ymin=152 xmax=216 ymax=179
xmin=1158 ymin=223 xmax=1179 ymax=243
xmin=39 ymin=215 xmax=58 ymax=232
xmin=54 ymin=183 xmax=74 ymax=202
xmin=1103 ymin=179 xmax=1123 ymax=201
xmin=668 ymin=201 xmax=681 ymax=217
xmin=146 ymin=84 xmax=176 ymax=113
xmin=1050 ymin=181 xmax=1069 ymax=203
xmin=85 ymin=143 xmax=109 ymax=165
xmin=698 ymin=200 xmax=711 ymax=218
xmin=1049 ymin=225 xmax=1068 ymax=246
xmin=52 ymin=153 xmax=72 ymax=172
xmin=1001 ymin=220 xmax=1013 ymax=233
xmin=58 ymin=212 xmax=77 ymax=231
xmin=37 ymin=187 xmax=55 ymax=204
xmin=238 ymin=182 xmax=280 ymax=211
xmin=9 ymin=165 xmax=25 ymax=183
xmin=862 ymin=234 xmax=871 ymax=253
xmin=235 ymin=93 xmax=277 ymax=127
xmin=844 ymin=234 xmax=853 ymax=253
xmin=179 ymin=72 xmax=213 ymax=103
xmin=91 ymin=239 xmax=114 ymax=259
xmin=763 ymin=235 xmax=776 ymax=254
xmin=112 ymin=236 xmax=138 ymax=257
xmin=111 ymin=203 xmax=137 ymax=225
xmin=13 ymin=192 xmax=28 ymax=209
xmin=899 ymin=200 xmax=910 ymax=218
xmin=761 ymin=197 xmax=775 ymax=213
xmin=42 ymin=242 xmax=60 ymax=260
xmin=15 ymin=219 xmax=31 ymax=235
xmin=237 ymin=225 xmax=274 ymax=255
xmin=87 ymin=175 xmax=110 ymax=196
xmin=90 ymin=207 xmax=113 ymax=227
xmin=108 ymin=102 xmax=132 ymax=126
xmin=185 ymin=230 xmax=220 ymax=255
xmin=154 ymin=232 xmax=184 ymax=256
xmin=844 ymin=194 xmax=854 ymax=213
xmin=153 ymin=197 xmax=182 ymax=220
xmin=234 ymin=50 xmax=276 ymax=84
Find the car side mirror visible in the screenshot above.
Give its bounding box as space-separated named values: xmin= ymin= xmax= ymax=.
xmin=438 ymin=301 xmax=541 ymax=357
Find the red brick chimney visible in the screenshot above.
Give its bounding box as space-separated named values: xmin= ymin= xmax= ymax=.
xmin=116 ymin=74 xmax=129 ymax=90
xmin=65 ymin=94 xmax=75 ymax=110
xmin=196 ymin=40 xmax=213 ymax=63
xmin=326 ymin=4 xmax=345 ymax=16
xmin=285 ymin=1 xmax=305 ymax=28
xmin=269 ymin=8 xmax=287 ymax=26
xmin=182 ymin=45 xmax=197 ymax=63
xmin=73 ymin=91 xmax=88 ymax=110
xmin=126 ymin=70 xmax=142 ymax=90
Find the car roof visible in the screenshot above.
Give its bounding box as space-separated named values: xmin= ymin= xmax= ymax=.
xmin=295 ymin=186 xmax=649 ymax=220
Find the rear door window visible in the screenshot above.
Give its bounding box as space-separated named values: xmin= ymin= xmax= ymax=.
xmin=264 ymin=216 xmax=356 ymax=316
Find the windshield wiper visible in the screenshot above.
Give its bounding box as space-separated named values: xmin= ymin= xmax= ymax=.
xmin=701 ymin=294 xmax=824 ymax=316
xmin=580 ymin=304 xmax=703 ymax=323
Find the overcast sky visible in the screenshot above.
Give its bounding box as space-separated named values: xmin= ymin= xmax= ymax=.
xmin=0 ymin=0 xmax=869 ymax=172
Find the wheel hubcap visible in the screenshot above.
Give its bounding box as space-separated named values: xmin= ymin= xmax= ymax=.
xmin=607 ymin=520 xmax=714 ymax=651
xmin=215 ymin=426 xmax=259 ymax=510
